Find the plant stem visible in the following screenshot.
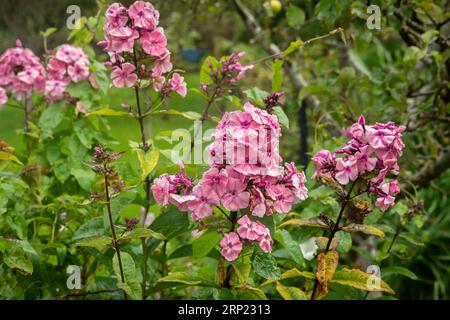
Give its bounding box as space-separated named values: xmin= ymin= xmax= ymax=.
xmin=23 ymin=98 xmax=31 ymax=157
xmin=223 ymin=211 xmax=238 ymax=288
xmin=310 ymin=180 xmax=357 ymax=300
xmin=133 ymin=48 xmax=153 ymax=300
xmin=104 ymin=170 xmax=127 ymax=300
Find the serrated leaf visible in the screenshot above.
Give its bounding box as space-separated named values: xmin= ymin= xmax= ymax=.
xmin=192 ymin=228 xmax=222 ymax=258
xmin=341 ymin=224 xmax=385 ymax=238
xmin=276 ymin=281 xmax=307 ymax=300
xmin=332 ymin=268 xmax=395 ymax=294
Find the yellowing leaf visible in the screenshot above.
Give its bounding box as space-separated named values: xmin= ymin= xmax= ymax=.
xmin=0 ymin=151 xmax=22 ymax=165
xmin=316 ymin=251 xmax=339 ymax=296
xmin=235 ymin=285 xmax=268 ymax=300
xmin=283 ymin=40 xmax=303 ymax=57
xmin=332 ymin=268 xmax=395 ymax=295
xmin=134 ymin=148 xmax=159 ymax=180
xmin=87 ymin=108 xmax=131 ymax=117
xmin=260 ymin=268 xmax=314 ymax=287
xmin=279 ymin=218 xmax=328 ymax=229
xmin=341 ymin=224 xmax=385 ymax=238
xmin=276 ymin=282 xmax=307 ymax=300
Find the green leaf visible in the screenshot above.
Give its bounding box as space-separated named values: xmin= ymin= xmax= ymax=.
xmin=168 ymin=244 xmax=193 ymax=260
xmin=283 ymin=40 xmax=303 ymax=58
xmin=421 ymin=29 xmax=439 ymax=45
xmin=383 ymin=266 xmax=419 ymax=280
xmin=232 ymin=255 xmax=252 ymax=284
xmin=272 ymin=59 xmax=284 ymax=92
xmin=72 ymin=217 xmax=105 ymax=240
xmin=151 ymin=209 xmax=190 ymax=239
xmin=260 ymin=268 xmax=314 ymax=287
xmin=192 ymin=228 xmax=222 ymax=258
xmin=157 ymin=272 xmax=218 ymax=288
xmin=72 ymin=236 xmax=112 ymax=248
xmin=335 ymin=231 xmax=352 ymax=253
xmin=105 ymin=190 xmax=137 ymax=224
xmin=87 ymin=108 xmax=131 ymax=117
xmin=189 ymin=88 xmax=209 ymax=100
xmin=38 ymin=101 xmax=66 ymax=133
xmin=244 ymin=87 xmax=269 ymax=106
xmin=332 ymin=268 xmax=395 ymax=294
xmin=70 ymin=167 xmax=96 ymax=191
xmin=275 ymin=229 xmax=305 ymax=268
xmin=341 ymin=224 xmax=385 ymax=238
xmin=3 ymin=245 xmax=33 ymax=275
xmin=252 ymin=250 xmax=281 ymax=280
xmin=151 ymin=109 xmax=202 ymax=121
xmin=200 ymin=56 xmax=219 ymax=85
xmin=119 ymin=228 xmax=166 ymax=241
xmin=132 ymin=147 xmax=159 ymax=180
xmin=348 ymin=49 xmax=376 ymax=82
xmin=272 ymin=106 xmax=289 ymax=129
xmin=40 ymin=27 xmax=57 ymax=38
xmin=276 ymin=281 xmax=307 ymax=300
xmin=113 ymin=252 xmax=140 ymax=299
xmin=286 ymin=5 xmax=305 ymax=27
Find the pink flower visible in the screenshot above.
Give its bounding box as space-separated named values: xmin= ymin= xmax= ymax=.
xmin=254 ymin=222 xmax=273 ymax=253
xmin=151 ymin=174 xmax=171 ymax=206
xmin=266 ymin=184 xmax=295 ymax=213
xmin=220 ymin=178 xmax=250 ymax=211
xmin=107 ymin=27 xmax=139 ymax=53
xmin=312 ymin=149 xmax=336 ymax=179
xmin=68 ymin=61 xmax=89 ymax=83
xmin=111 ymin=63 xmax=138 ymax=88
xmin=375 ymin=194 xmax=395 ymax=211
xmin=128 ymin=1 xmax=159 ymax=30
xmin=0 ymin=87 xmax=7 ymax=107
xmin=220 ymin=232 xmax=243 ymax=261
xmin=237 ymin=215 xmax=260 ymax=241
xmin=45 ymin=80 xmax=67 ymax=102
xmin=141 ymin=28 xmax=167 ymax=57
xmin=335 ymin=158 xmax=358 ymax=185
xmin=168 ymin=73 xmax=187 ymax=97
xmin=187 ymin=184 xmax=220 ymax=221
xmin=76 ymin=101 xmax=89 ymax=114
xmin=201 ymin=167 xmax=228 ymax=192
xmin=354 ymin=145 xmax=377 ymax=173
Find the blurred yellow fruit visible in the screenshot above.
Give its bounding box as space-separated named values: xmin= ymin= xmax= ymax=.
xmin=271 ymin=0 xmax=282 ymax=14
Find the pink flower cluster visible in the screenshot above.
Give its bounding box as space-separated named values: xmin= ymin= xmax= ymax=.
xmin=45 ymin=45 xmax=90 ymax=102
xmin=0 ymin=40 xmax=45 ymax=101
xmin=152 ymin=103 xmax=308 ymax=261
xmin=312 ymin=115 xmax=405 ymax=211
xmin=220 ymin=215 xmax=273 ymax=261
xmin=99 ymin=1 xmax=186 ymax=97
xmin=201 ymin=52 xmax=253 ymax=97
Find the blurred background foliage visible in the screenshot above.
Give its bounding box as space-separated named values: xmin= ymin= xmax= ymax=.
xmin=0 ymin=0 xmax=449 ymax=299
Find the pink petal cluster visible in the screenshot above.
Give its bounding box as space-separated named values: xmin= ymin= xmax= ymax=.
xmin=99 ymin=1 xmax=186 ymax=96
xmin=152 ymin=102 xmax=308 ymax=261
xmin=0 ymin=40 xmax=45 ymax=101
xmin=201 ymin=52 xmax=253 ymax=97
xmin=312 ymin=115 xmax=405 ymax=211
xmin=151 ymin=163 xmax=194 ymax=211
xmin=45 ymin=44 xmax=90 ymax=101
